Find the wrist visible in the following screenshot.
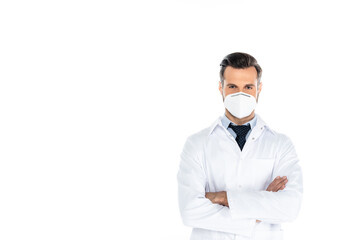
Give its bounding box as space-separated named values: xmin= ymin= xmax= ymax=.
xmin=217 ymin=191 xmax=228 ymax=206
xmin=223 ymin=191 xmax=228 ymax=207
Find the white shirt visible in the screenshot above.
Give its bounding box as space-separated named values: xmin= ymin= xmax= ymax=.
xmin=177 ymin=114 xmax=303 ymax=240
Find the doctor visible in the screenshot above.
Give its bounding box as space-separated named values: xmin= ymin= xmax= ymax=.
xmin=177 ymin=52 xmax=303 ymax=240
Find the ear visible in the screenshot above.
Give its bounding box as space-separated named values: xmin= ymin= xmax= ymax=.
xmin=218 ymin=81 xmax=223 ymax=95
xmin=257 ymin=81 xmax=263 ymax=95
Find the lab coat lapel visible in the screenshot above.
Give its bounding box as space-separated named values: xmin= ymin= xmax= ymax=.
xmin=238 ymin=114 xmax=268 ymax=154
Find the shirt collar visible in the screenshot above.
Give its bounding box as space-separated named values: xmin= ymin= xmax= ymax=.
xmin=207 ymin=113 xmax=275 ymax=137
xmin=221 ymin=113 xmax=257 ymax=129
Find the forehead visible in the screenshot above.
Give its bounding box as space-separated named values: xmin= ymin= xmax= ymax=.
xmin=223 ymin=66 xmax=257 ymax=84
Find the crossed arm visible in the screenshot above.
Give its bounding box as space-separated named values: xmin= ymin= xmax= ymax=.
xmin=177 ymin=136 xmax=303 ymax=237
xmin=205 ymin=176 xmax=289 ymax=222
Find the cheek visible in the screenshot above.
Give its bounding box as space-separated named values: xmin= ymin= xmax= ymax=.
xmin=226 ymin=88 xmax=238 ymax=95
xmin=224 ymin=91 xmax=233 ymax=99
xmin=243 ymin=88 xmax=257 ymax=96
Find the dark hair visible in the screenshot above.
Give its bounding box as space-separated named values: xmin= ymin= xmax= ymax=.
xmin=219 ymin=52 xmax=262 ymax=86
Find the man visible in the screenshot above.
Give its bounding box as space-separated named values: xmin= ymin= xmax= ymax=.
xmin=177 ymin=52 xmax=303 ymax=240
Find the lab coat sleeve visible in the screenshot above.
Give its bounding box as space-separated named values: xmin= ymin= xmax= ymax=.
xmin=226 ymin=135 xmax=303 ymax=224
xmin=177 ymin=136 xmax=257 ymax=237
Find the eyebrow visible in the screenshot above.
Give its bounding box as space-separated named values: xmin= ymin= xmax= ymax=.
xmin=226 ymin=83 xmax=256 ymax=87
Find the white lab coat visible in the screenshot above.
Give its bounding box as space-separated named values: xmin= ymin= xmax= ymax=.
xmin=177 ymin=114 xmax=303 ymax=240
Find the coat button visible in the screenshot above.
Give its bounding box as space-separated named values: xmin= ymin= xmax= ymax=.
xmin=238 ymin=185 xmax=242 ymax=188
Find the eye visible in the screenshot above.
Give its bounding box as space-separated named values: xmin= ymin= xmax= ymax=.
xmin=229 ymin=85 xmax=236 ymax=89
xmin=245 ymin=86 xmax=253 ymax=90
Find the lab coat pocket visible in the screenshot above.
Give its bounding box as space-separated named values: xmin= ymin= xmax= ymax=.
xmin=250 ymin=158 xmax=275 ymax=191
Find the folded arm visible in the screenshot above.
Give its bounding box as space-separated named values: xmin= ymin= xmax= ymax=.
xmin=226 ymin=137 xmax=303 ymax=224
xmin=205 ymin=176 xmax=289 ymax=223
xmin=177 ymin=137 xmax=256 ymax=237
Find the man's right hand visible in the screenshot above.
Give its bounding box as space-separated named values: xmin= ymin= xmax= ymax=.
xmin=256 ymin=176 xmax=288 ymax=223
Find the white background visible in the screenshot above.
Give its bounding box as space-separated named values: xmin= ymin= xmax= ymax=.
xmin=1 ymin=0 xmax=360 ymax=239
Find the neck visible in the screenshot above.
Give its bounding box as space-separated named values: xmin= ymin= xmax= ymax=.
xmin=225 ymin=110 xmax=255 ymax=125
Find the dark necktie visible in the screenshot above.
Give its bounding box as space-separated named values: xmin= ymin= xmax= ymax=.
xmin=228 ymin=123 xmax=251 ymax=150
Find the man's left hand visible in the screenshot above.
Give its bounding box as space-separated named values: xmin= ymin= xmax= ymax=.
xmin=205 ymin=191 xmax=228 ymax=207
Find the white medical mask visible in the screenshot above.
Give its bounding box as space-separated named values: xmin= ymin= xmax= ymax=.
xmin=224 ymin=92 xmax=257 ymax=119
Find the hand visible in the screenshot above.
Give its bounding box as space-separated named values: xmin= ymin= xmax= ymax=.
xmin=205 ymin=191 xmax=228 ymax=207
xmin=266 ymin=176 xmax=288 ymax=192
xmin=205 ymin=177 xmax=288 ymax=223
xmin=257 ymin=176 xmax=288 ymax=223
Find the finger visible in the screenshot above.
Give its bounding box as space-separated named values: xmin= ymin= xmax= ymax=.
xmin=272 ymin=176 xmax=286 ymax=184
xmin=268 ymin=182 xmax=286 ymax=192
xmin=270 ymin=176 xmax=286 ymax=187
xmin=267 ymin=177 xmax=283 ymax=191
xmin=275 ymin=179 xmax=288 ymax=191
xmin=276 ymin=181 xmax=287 ymax=191
xmin=273 ymin=178 xmax=288 ymax=190
xmin=267 ymin=176 xmax=287 ymax=191
xmin=266 ymin=180 xmax=278 ymax=191
xmin=274 ymin=177 xmax=287 ymax=186
xmin=268 ymin=177 xmax=281 ymax=188
xmin=268 ymin=183 xmax=285 ymax=192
